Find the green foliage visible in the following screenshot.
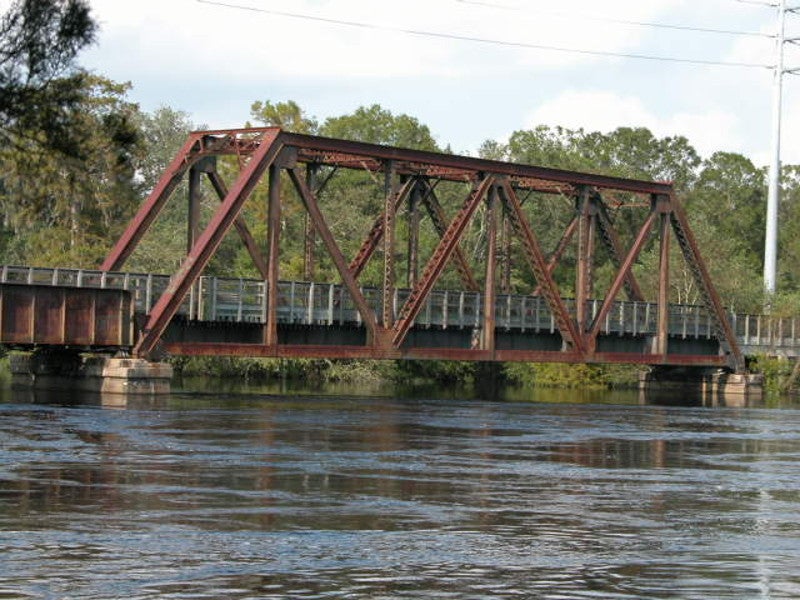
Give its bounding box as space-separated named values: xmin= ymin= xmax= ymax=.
xmin=250 ymin=99 xmax=318 ymax=134
xmin=0 ymin=355 xmax=8 ymax=387
xmin=0 ymin=0 xmax=97 ymax=157
xmin=749 ymin=355 xmax=794 ymax=394
xmin=505 ymin=362 xmax=641 ymax=390
xmin=1 ymin=75 xmax=141 ymax=267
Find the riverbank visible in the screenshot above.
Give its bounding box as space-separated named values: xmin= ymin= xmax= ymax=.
xmin=0 ymin=349 xmax=795 ymax=397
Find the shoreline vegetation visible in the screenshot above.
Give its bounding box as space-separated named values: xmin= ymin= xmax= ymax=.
xmin=1 ymin=349 xmax=797 ymax=396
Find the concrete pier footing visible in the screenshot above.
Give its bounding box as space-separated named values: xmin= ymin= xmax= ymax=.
xmin=639 ymin=367 xmax=764 ymax=407
xmin=9 ymin=351 xmax=172 ymax=396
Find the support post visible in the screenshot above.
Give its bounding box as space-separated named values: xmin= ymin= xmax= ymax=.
xmin=576 ymin=189 xmax=596 ymax=332
xmin=482 ymin=186 xmax=499 ymax=352
xmin=407 ymin=179 xmax=421 ymax=288
xmin=265 ymin=164 xmax=281 ymax=347
xmin=657 ymin=207 xmax=671 ymax=356
xmin=188 ymin=164 xmax=202 ymax=253
xmin=304 ymin=164 xmax=317 ymax=280
xmin=383 ymin=161 xmax=397 ymax=327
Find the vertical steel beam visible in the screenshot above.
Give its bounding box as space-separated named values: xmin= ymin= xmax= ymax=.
xmin=393 ymin=176 xmax=495 ymax=347
xmin=383 ymin=161 xmax=397 ymax=327
xmin=205 ymin=170 xmax=269 ymax=280
xmin=132 ymin=129 xmax=283 ymax=358
xmin=288 ymin=168 xmax=379 ymax=341
xmin=497 ymin=180 xmax=584 ymax=353
xmin=657 ymin=209 xmax=671 ymax=356
xmin=500 ymin=213 xmax=511 ymax=294
xmin=304 ymin=164 xmax=318 ymax=281
xmin=576 ymin=190 xmax=596 ymax=332
xmin=101 ymin=133 xmax=204 ymax=271
xmin=188 ymin=164 xmax=202 ymax=253
xmin=265 ymin=165 xmax=281 ymax=347
xmin=407 ymin=179 xmax=422 ymax=288
xmin=348 ymin=179 xmax=415 ymax=280
xmin=482 ymin=186 xmax=499 ymax=352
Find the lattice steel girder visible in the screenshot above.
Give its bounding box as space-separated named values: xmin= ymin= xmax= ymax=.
xmin=99 ymin=127 xmax=743 ymax=368
xmin=288 ymin=168 xmax=379 ymax=341
xmin=497 ymin=180 xmax=584 ymax=353
xmin=392 ymin=177 xmax=496 ymax=347
xmin=670 ymin=198 xmax=745 ymax=372
xmin=133 ymin=129 xmax=284 ymax=358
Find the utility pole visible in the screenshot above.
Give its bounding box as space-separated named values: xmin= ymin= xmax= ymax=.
xmin=763 ymin=1 xmax=800 ymax=301
xmin=764 ymin=0 xmax=787 ymax=298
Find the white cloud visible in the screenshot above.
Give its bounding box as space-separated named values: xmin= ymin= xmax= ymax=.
xmin=525 ymin=90 xmax=744 ymax=158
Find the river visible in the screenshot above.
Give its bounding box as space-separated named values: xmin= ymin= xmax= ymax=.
xmin=2 ymin=384 xmax=800 ymax=599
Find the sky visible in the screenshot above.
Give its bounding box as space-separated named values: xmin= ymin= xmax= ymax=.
xmin=19 ymin=0 xmax=800 ymax=167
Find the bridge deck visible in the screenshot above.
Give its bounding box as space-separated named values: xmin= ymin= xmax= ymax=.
xmin=1 ymin=265 xmax=796 ymax=360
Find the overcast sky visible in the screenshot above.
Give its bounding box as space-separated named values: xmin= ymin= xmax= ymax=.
xmin=22 ymin=0 xmax=800 ymax=166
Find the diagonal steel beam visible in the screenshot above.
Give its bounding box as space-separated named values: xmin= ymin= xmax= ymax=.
xmin=669 ymin=196 xmax=745 ymax=372
xmin=101 ymin=133 xmax=206 ymax=271
xmin=288 ymin=168 xmax=379 ymax=341
xmin=348 ymin=178 xmax=416 ymax=280
xmin=420 ymin=182 xmax=481 ymax=292
xmin=588 ymin=209 xmax=657 ymax=341
xmin=595 ymin=195 xmax=646 ymax=301
xmin=531 ymin=215 xmax=579 ymax=296
xmin=133 ymin=129 xmax=283 ymax=358
xmin=392 ymin=177 xmax=495 ymax=347
xmin=497 ymin=180 xmax=584 ymax=353
xmin=205 ymin=170 xmax=269 ymax=280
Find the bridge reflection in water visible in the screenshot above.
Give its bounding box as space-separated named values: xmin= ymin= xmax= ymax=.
xmin=2 ymin=265 xmax=796 ymax=363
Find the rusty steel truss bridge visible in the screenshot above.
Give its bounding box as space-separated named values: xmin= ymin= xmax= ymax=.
xmin=1 ymin=127 xmax=787 ymax=372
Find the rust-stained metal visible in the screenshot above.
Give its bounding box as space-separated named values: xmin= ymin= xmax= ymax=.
xmin=348 ymin=178 xmax=415 ymax=280
xmin=595 ymin=193 xmax=645 ymax=301
xmin=657 ymin=211 xmax=671 ymax=357
xmin=0 ymin=284 xmax=132 ymax=348
xmin=588 ymin=210 xmax=658 ymax=343
xmin=265 ymin=164 xmax=281 ymax=347
xmin=133 ymin=129 xmax=283 ymax=358
xmin=392 ymin=176 xmax=495 ymax=347
xmin=482 ymin=186 xmax=498 ymax=351
xmin=383 ymin=161 xmax=397 ymax=328
xmin=420 ymin=182 xmax=480 ymax=292
xmin=205 ymin=169 xmax=269 ymax=280
xmin=497 ymin=180 xmax=584 ymax=353
xmin=287 ymin=168 xmax=379 ymax=342
xmin=93 ymin=127 xmax=741 ymax=370
xmin=670 ymin=197 xmax=744 ymax=371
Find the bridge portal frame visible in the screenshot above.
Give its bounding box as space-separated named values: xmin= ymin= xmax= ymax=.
xmin=101 ymin=127 xmax=743 ymax=371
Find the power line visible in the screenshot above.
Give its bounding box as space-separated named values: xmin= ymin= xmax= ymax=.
xmin=196 ymin=0 xmax=773 ymax=69
xmin=456 ymin=0 xmax=776 ymax=38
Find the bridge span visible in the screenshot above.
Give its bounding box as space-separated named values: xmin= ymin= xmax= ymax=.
xmin=1 ymin=266 xmax=796 ymax=368
xmin=0 ymin=127 xmax=779 ymax=382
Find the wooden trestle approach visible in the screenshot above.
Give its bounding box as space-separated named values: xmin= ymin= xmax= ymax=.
xmin=94 ymin=127 xmax=743 ymax=372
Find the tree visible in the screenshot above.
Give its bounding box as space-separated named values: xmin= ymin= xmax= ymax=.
xmin=0 ymin=0 xmax=97 ymax=157
xmin=1 ymin=75 xmax=141 ymax=267
xmin=250 ymin=99 xmax=318 ymax=134
xmin=321 ymin=104 xmax=439 ymax=151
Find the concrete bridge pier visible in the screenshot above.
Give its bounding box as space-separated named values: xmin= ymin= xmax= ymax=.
xmin=9 ymin=349 xmax=173 ymax=396
xmin=639 ymin=366 xmax=764 ymax=407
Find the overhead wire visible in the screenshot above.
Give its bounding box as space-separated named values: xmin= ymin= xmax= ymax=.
xmin=196 ymin=0 xmax=774 ymax=70
xmin=456 ymin=0 xmax=776 ymax=38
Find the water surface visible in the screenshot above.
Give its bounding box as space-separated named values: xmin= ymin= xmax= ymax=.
xmin=2 ymin=387 xmax=800 ymax=598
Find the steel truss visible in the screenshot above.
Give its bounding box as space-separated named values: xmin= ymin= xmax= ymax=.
xmin=101 ymin=127 xmax=744 ymax=371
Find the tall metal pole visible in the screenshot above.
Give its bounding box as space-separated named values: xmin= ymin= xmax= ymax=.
xmin=764 ymin=0 xmax=787 ymax=297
